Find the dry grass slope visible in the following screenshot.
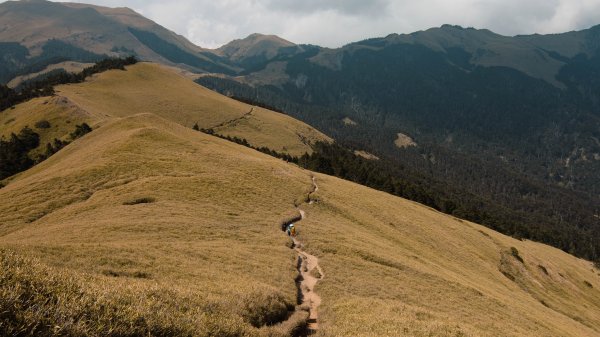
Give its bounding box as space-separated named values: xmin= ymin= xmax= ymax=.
xmin=55 ymin=62 xmax=330 ymax=155
xmin=0 ymin=113 xmax=313 ymax=336
xmin=298 ymin=174 xmax=600 ymax=336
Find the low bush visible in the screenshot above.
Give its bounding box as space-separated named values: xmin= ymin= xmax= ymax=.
xmin=510 ymin=247 xmax=524 ymax=263
xmin=34 ymin=120 xmax=51 ymax=129
xmin=69 ymin=123 xmax=92 ymax=140
xmin=123 ymin=197 xmax=156 ymax=205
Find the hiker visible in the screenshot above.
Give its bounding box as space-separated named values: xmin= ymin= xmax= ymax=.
xmin=287 ymin=223 xmax=296 ymax=237
xmin=290 ymin=225 xmax=297 ymax=237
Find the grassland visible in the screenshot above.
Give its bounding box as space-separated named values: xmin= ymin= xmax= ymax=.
xmin=1 ymin=63 xmax=598 ymax=336
xmin=0 ymin=114 xmax=311 ymax=336
xmin=55 ymin=62 xmax=330 ymax=155
xmin=300 ymin=175 xmax=600 ymax=336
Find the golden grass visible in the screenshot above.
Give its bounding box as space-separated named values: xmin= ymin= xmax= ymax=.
xmin=1 ymin=112 xmax=598 ymax=336
xmin=297 ymin=173 xmax=600 ymax=336
xmin=55 ymin=62 xmax=330 ymax=155
xmin=0 ymin=114 xmax=313 ymax=336
xmin=394 ymin=132 xmax=417 ymax=148
xmin=353 ymin=150 xmax=379 ymax=160
xmin=213 ymin=106 xmax=332 ymax=155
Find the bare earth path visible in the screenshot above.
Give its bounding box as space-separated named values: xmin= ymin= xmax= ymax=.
xmin=287 ymin=176 xmax=324 ymax=334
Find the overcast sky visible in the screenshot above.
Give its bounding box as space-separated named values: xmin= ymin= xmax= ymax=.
xmin=53 ymin=0 xmax=600 ymax=48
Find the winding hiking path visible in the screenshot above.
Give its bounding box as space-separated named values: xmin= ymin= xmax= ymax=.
xmin=290 ymin=176 xmax=323 ymax=334
xmin=211 ymin=107 xmax=254 ymax=129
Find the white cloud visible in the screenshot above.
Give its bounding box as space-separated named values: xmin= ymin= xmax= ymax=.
xmin=39 ymin=0 xmax=600 ymax=48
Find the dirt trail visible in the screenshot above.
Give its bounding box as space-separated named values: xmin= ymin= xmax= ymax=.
xmin=286 ymin=176 xmax=323 ymax=334
xmin=293 ymin=216 xmax=324 ymax=331
xmin=211 ymin=107 xmax=253 ymax=129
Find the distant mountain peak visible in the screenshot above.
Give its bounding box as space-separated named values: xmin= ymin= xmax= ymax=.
xmin=216 ymin=33 xmax=301 ymax=63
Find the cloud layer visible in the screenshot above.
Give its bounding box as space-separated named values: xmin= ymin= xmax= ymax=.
xmin=52 ymin=0 xmax=600 ymax=48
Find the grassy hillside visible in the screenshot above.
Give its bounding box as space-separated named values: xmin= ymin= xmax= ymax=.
xmin=302 ymin=175 xmax=600 ymax=336
xmin=0 ymin=114 xmax=310 ymax=336
xmin=0 ymin=96 xmax=92 ymax=157
xmin=55 ymin=62 xmax=330 ymax=155
xmin=0 ymin=111 xmax=598 ymax=336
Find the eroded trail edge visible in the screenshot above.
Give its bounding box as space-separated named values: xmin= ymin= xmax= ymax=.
xmin=287 ymin=176 xmax=323 ymax=334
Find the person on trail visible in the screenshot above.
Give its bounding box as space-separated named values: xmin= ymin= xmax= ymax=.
xmin=287 ymin=223 xmax=296 ymax=237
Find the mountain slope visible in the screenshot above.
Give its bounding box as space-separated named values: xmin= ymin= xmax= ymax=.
xmin=216 ymin=33 xmax=305 ymax=70
xmin=0 ymin=62 xmax=330 ymax=157
xmin=0 ymin=109 xmax=598 ymax=336
xmin=198 ymin=24 xmax=600 ymax=264
xmin=0 ymin=0 xmax=236 ymax=84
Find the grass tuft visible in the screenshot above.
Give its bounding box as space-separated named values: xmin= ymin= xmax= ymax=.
xmin=102 ymin=269 xmax=151 ymax=279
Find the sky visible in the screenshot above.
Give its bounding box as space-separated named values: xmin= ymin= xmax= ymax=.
xmin=46 ymin=0 xmax=600 ymax=48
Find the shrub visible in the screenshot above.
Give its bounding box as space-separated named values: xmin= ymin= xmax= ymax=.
xmin=123 ymin=197 xmax=156 ymax=205
xmin=510 ymin=247 xmax=524 ymax=263
xmin=500 ymin=269 xmax=515 ymax=281
xmin=34 ymin=120 xmax=51 ymax=129
xmin=69 ymin=123 xmax=92 ymax=140
xmin=102 ymin=269 xmax=151 ymax=279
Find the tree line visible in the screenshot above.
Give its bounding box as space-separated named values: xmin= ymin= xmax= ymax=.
xmin=0 ymin=123 xmax=92 ymax=182
xmin=194 ymin=124 xmax=298 ymax=163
